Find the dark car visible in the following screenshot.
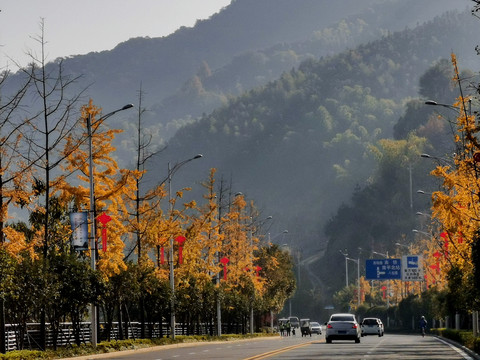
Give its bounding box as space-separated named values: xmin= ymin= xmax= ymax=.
xmin=300 ymin=318 xmax=312 ymax=337
xmin=289 ymin=316 xmax=300 ymax=328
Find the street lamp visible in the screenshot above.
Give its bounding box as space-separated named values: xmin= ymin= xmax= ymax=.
xmin=420 ymin=153 xmax=454 ymax=166
xmin=346 ymin=257 xmax=360 ymax=306
xmin=425 ymin=99 xmax=473 ymax=154
xmin=424 ymin=100 xmax=460 ymax=111
xmin=417 ymin=190 xmax=433 ymax=195
xmin=268 ymin=229 xmax=288 ymax=242
xmin=395 ymin=242 xmax=412 ymax=253
xmin=416 ymin=211 xmax=431 ymax=218
xmin=338 ymin=250 xmax=360 ymax=306
xmin=234 ymin=193 xmax=273 ymax=334
xmin=87 ymin=103 xmax=134 ymax=347
xmin=412 ymin=229 xmax=430 ymax=237
xmin=167 ymin=154 xmax=203 ymax=339
xmin=372 ymin=251 xmax=390 ymax=308
xmin=339 ymin=250 xmax=349 ymax=287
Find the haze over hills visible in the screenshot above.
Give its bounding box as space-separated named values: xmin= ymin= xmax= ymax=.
xmin=149 ymin=3 xmax=479 ymax=243
xmin=6 ymin=0 xmax=471 ymax=148
xmin=3 ymin=0 xmax=479 ymax=315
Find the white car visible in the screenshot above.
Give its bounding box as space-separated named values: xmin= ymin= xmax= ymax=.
xmin=310 ymin=321 xmax=322 ymax=334
xmin=325 ymin=313 xmax=361 ymax=343
xmin=361 ymin=317 xmax=384 ymax=337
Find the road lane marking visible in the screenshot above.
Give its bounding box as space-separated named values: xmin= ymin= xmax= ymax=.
xmin=361 ymin=337 xmax=386 ymax=358
xmin=436 ymin=337 xmax=474 ymax=359
xmin=242 ymin=340 xmax=317 ymax=360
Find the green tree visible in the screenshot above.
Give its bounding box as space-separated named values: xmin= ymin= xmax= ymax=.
xmin=255 ymin=244 xmax=296 ymax=328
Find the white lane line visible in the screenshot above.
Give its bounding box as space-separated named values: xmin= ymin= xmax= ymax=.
xmin=436 ymin=337 xmax=473 ymax=359
xmin=362 ymin=337 xmax=387 ymax=359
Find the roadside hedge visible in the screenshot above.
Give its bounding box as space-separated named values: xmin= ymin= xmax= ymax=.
xmin=431 ymin=328 xmax=480 ymax=355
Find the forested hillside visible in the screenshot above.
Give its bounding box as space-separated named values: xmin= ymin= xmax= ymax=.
xmin=148 ymin=7 xmax=478 ymax=244
xmin=5 ymin=0 xmax=470 ymax=152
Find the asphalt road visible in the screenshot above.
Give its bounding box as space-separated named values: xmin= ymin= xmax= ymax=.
xmin=73 ymin=332 xmax=479 ymax=360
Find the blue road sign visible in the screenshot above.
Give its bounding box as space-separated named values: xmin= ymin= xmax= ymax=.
xmin=406 ymin=256 xmax=418 ymax=268
xmin=365 ymin=259 xmax=402 ymax=280
xmin=402 ymin=255 xmax=423 ymax=281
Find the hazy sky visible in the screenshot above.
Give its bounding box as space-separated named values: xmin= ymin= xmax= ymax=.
xmin=1 ymin=0 xmax=231 ymax=68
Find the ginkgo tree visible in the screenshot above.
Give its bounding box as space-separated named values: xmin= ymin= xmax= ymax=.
xmin=428 ymin=53 xmax=480 ymax=311
xmin=55 ymin=100 xmax=140 ymax=277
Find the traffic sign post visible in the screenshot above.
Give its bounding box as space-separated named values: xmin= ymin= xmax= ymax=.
xmin=365 ymin=259 xmax=402 ymax=280
xmin=402 ymin=255 xmax=423 ymax=281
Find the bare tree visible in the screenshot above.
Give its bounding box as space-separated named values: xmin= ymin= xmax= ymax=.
xmin=18 ymin=19 xmax=85 ymax=350
xmin=0 ymin=65 xmax=34 ymax=353
xmin=127 ymin=85 xmax=164 ymax=338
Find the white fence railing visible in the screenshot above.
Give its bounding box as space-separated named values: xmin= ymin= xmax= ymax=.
xmin=3 ymin=321 xmax=226 ymax=351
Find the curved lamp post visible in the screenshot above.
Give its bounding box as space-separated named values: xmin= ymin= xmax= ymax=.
xmin=167 ymin=154 xmax=203 ymax=339
xmin=346 ymin=257 xmax=360 ymax=306
xmin=420 ymin=153 xmax=453 ymax=166
xmin=339 ymin=250 xmax=349 ymax=287
xmin=372 ymin=251 xmax=390 ymax=308
xmin=425 ymin=99 xmax=473 ymax=155
xmin=268 ymin=229 xmax=288 ymax=243
xmin=339 ymin=250 xmax=360 ymax=306
xmin=425 ymin=100 xmax=460 ymax=111
xmin=88 ymin=103 xmax=134 ymax=347
xmin=233 ymin=193 xmax=273 ymax=334
xmin=417 ymin=189 xmax=433 ymax=195
xmin=395 ymin=242 xmax=412 ymax=254
xmin=412 ymin=229 xmax=430 ymax=237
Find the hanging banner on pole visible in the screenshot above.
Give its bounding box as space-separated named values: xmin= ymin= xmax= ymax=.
xmin=70 ymin=211 xmax=88 ymax=250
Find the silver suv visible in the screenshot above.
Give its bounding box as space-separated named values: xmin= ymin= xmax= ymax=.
xmin=325 ymin=313 xmax=361 ymax=343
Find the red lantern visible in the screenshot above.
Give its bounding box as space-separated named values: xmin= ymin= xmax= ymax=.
xmin=159 ymin=238 xmax=167 ymax=265
xmin=430 ymin=263 xmax=440 ymax=274
xmin=443 ymin=239 xmax=449 ymax=258
xmin=255 ymin=266 xmax=262 ymax=278
xmin=175 ymin=236 xmax=186 ymax=264
xmin=97 ymin=213 xmax=111 ymax=252
xmin=220 ymin=257 xmax=229 ymax=280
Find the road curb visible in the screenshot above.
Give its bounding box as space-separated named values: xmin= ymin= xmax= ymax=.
xmin=433 ymin=335 xmax=480 ymax=360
